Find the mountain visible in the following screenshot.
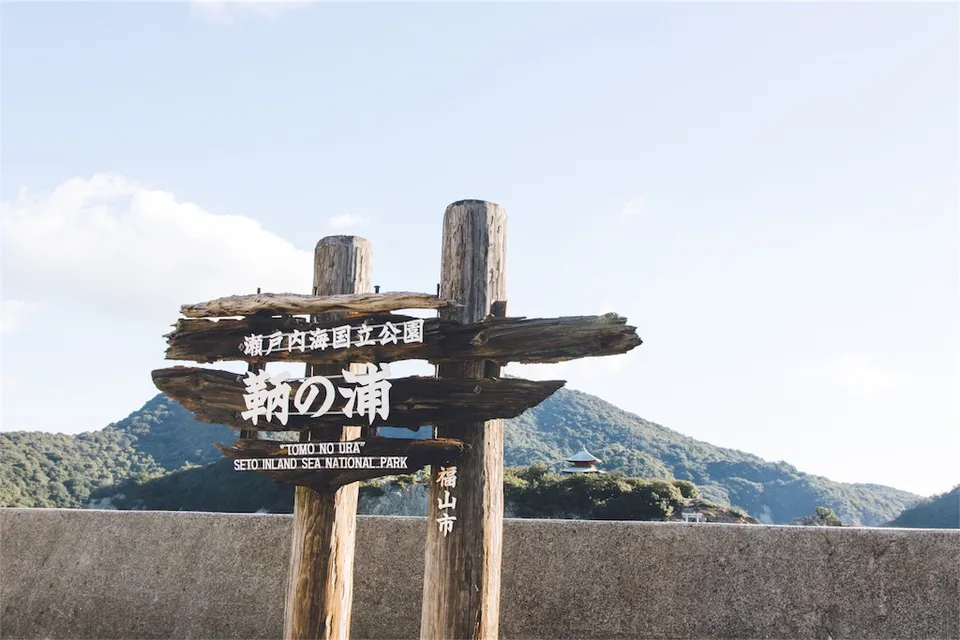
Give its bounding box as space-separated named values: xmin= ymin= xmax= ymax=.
xmin=0 ymin=395 xmax=232 ymax=508
xmin=883 ymin=485 xmax=959 ymax=529
xmin=1 ymin=388 xmax=924 ymax=525
xmin=501 ymin=387 xmax=921 ymax=525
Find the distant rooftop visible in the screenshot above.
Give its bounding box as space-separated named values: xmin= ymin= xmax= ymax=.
xmin=566 ymin=448 xmax=601 ymax=463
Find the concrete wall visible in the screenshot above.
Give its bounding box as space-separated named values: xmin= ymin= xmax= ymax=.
xmin=1 ymin=508 xmax=957 ymax=639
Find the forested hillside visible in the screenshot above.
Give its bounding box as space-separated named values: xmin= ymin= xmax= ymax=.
xmin=502 ymin=387 xmax=920 ymax=525
xmin=884 ymin=485 xmax=959 ymax=529
xmin=1 ymin=429 xmax=162 ymax=508
xmin=2 ymin=387 xmax=925 ymax=525
xmin=0 ymin=396 xmax=232 ymax=508
xmin=89 ymin=459 xmax=758 ymax=526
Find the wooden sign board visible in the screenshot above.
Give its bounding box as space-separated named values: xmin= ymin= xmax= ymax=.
xmin=165 ymin=312 xmax=640 ymax=365
xmin=153 ymin=366 xmax=564 ymax=431
xmin=155 ymin=293 xmax=637 ymax=489
xmin=153 ymin=205 xmax=643 ymax=640
xmin=217 ymin=437 xmax=465 ymax=492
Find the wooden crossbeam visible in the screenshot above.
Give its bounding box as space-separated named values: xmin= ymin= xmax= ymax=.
xmin=216 ymin=437 xmax=466 ymax=492
xmin=164 ymin=312 xmax=641 ymax=365
xmin=151 ymin=366 xmax=565 ymax=431
xmin=179 ymin=291 xmax=457 ymax=318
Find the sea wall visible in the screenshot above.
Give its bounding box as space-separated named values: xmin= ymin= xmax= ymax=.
xmin=1 ymin=508 xmax=957 ymax=639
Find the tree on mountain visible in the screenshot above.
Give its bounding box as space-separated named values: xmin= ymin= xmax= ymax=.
xmin=814 ymin=506 xmax=842 ymax=526
xmin=791 ymin=506 xmax=843 ymax=526
xmin=671 ymin=479 xmax=699 ymax=499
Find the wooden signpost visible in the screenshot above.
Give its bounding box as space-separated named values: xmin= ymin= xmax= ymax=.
xmin=152 ymin=200 xmax=642 ymax=640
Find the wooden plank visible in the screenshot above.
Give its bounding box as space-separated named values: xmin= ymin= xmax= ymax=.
xmin=164 ymin=312 xmax=641 ymax=365
xmin=151 ymin=366 xmax=564 ymax=431
xmin=179 ymin=291 xmax=456 ymax=318
xmin=421 ymin=199 xmax=507 ymax=640
xmin=216 ymin=437 xmax=467 ymax=492
xmin=283 ymin=235 xmax=369 ymax=640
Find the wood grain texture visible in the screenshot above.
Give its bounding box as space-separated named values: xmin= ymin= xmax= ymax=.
xmin=179 ymin=291 xmax=454 ymax=318
xmin=283 ymin=235 xmax=370 ymax=640
xmin=421 ymin=200 xmax=507 ymax=640
xmin=216 ymin=437 xmax=467 ymax=491
xmin=151 ymin=366 xmax=564 ymax=431
xmin=164 ymin=312 xmax=641 ymax=365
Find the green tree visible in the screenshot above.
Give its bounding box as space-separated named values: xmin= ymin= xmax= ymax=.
xmin=671 ymin=479 xmax=699 ymax=499
xmin=814 ymin=506 xmax=843 ymax=526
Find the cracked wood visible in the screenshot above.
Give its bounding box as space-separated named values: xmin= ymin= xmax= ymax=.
xmin=179 ymin=291 xmax=457 ymax=319
xmin=422 ymin=199 xmax=507 ymax=640
xmin=283 ymin=235 xmax=369 ymax=640
xmin=164 ymin=312 xmax=641 ymax=365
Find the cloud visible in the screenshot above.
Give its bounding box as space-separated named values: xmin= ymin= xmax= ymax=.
xmin=0 ymin=174 xmax=313 ymax=322
xmin=796 ymin=354 xmax=903 ymax=395
xmin=329 ymin=214 xmax=366 ymax=231
xmin=0 ymin=300 xmax=41 ymax=334
xmin=189 ymin=0 xmax=313 ymax=26
xmin=619 ymin=196 xmax=645 ymax=218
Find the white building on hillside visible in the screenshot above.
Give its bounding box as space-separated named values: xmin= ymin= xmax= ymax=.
xmin=561 ymin=448 xmax=603 ymax=474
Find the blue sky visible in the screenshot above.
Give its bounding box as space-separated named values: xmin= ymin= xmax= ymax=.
xmin=1 ymin=2 xmax=956 ymax=497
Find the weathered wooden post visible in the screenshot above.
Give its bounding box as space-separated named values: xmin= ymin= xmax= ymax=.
xmin=421 ymin=200 xmax=507 ymax=640
xmin=284 ymin=236 xmax=371 ymax=640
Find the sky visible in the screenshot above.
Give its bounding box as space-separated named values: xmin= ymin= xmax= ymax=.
xmin=1 ymin=2 xmax=957 ymax=497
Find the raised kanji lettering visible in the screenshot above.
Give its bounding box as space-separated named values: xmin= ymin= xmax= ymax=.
xmin=338 ymin=363 xmax=392 ymax=425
